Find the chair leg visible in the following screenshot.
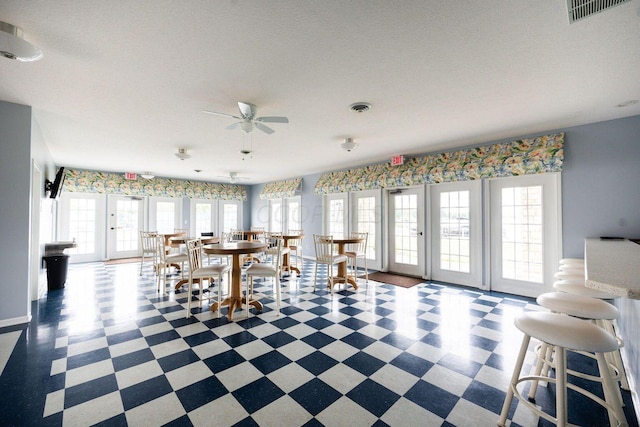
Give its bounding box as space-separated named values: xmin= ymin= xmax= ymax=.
xmin=498 ymin=333 xmax=531 ymax=426
xmin=313 ymin=263 xmax=318 ymax=292
xmin=139 ymin=253 xmax=145 ymax=276
xmin=275 ymin=276 xmax=281 ymax=316
xmin=186 ymin=279 xmax=193 ymax=318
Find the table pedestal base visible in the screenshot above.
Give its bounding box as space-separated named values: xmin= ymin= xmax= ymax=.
xmin=211 ymin=296 xmax=263 ymax=320
xmin=329 ymin=276 xmax=359 ymax=291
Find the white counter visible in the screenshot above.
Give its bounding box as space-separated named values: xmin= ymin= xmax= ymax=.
xmin=585 ymin=238 xmax=640 ymax=299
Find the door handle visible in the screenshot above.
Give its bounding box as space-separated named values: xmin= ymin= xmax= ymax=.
xmin=418 ymin=232 xmax=423 ymax=236
xmin=110 ymin=227 xmax=115 ymax=230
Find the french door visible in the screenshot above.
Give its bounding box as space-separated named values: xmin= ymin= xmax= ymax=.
xmin=220 ymin=200 xmax=242 ymax=233
xmin=107 ymin=195 xmax=144 ymax=259
xmin=191 ymin=199 xmax=218 ymax=236
xmin=430 ymin=181 xmax=482 ymax=288
xmin=388 ymin=187 xmax=424 ymax=277
xmin=351 ymin=189 xmax=382 ymax=271
xmin=489 ymin=174 xmax=561 ymax=297
xmin=58 ymin=192 xmax=106 ymax=263
xmin=149 ymin=197 xmax=181 ymax=234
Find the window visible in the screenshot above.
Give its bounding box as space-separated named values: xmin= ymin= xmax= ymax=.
xmin=325 ymin=194 xmax=347 ymax=239
xmin=269 ymin=199 xmax=283 ymax=232
xmin=67 ymin=198 xmax=96 ymax=255
xmin=156 ymin=201 xmax=176 ymax=234
xmin=285 ymin=197 xmax=301 ymax=232
xmin=220 ymin=200 xmax=241 ymax=233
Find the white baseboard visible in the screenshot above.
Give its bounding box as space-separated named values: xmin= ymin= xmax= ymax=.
xmin=0 ymin=315 xmax=31 ymax=329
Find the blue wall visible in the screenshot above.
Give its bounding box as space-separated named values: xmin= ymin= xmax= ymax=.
xmin=0 ymin=101 xmax=34 ymax=325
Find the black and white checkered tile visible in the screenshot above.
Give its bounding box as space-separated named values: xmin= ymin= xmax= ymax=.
xmin=0 ymin=259 xmax=637 ymax=426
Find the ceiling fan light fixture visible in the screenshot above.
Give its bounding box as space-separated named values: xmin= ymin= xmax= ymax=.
xmin=140 ymin=172 xmax=155 ymax=179
xmin=0 ymin=21 xmax=42 ymax=61
xmin=341 ymin=138 xmax=358 ymax=152
xmin=175 ymin=148 xmax=191 ymax=160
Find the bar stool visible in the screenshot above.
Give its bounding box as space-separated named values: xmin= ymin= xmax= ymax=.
xmin=498 ymin=312 xmax=626 ymax=427
xmin=529 ymin=292 xmax=623 ymax=406
xmin=553 ymin=279 xmax=630 ymax=391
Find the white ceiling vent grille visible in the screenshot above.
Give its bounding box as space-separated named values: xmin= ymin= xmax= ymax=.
xmin=567 ymin=0 xmax=631 ymax=23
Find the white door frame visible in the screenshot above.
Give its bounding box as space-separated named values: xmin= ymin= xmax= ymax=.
xmin=58 ymin=192 xmax=107 ymax=263
xmin=430 ymin=180 xmax=483 ymax=288
xmin=489 ymin=173 xmax=561 ymax=297
xmin=350 ymin=189 xmax=383 ymax=271
xmin=107 ymin=195 xmax=145 ymax=259
xmin=386 ymin=186 xmax=425 ymax=278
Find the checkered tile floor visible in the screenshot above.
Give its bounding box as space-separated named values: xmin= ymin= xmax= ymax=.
xmin=0 ymin=259 xmax=637 ymax=426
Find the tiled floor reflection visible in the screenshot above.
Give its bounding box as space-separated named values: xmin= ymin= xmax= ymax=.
xmin=0 ymin=260 xmax=638 ymax=426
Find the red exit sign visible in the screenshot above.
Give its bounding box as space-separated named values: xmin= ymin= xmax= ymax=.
xmin=124 ymin=172 xmax=137 ymax=180
xmin=391 ymin=155 xmax=404 ymax=166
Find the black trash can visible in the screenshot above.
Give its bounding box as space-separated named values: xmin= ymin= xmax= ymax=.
xmin=43 ymin=255 xmax=70 ymax=290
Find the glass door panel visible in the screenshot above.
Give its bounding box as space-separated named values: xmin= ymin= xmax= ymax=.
xmin=388 ymin=187 xmax=424 ymax=277
xmin=107 ymin=195 xmax=144 ymax=259
xmin=431 ymin=181 xmax=482 ymax=288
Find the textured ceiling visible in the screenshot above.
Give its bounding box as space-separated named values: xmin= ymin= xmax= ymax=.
xmin=1 ymin=0 xmax=639 ymax=184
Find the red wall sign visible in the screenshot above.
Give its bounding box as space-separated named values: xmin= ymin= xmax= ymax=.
xmin=391 ymin=155 xmax=404 ymax=166
xmin=124 ymin=172 xmax=137 ymax=180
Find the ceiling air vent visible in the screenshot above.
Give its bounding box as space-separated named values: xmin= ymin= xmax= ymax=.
xmin=567 ymin=0 xmax=631 ymax=23
xmin=349 ymin=102 xmax=372 ymax=113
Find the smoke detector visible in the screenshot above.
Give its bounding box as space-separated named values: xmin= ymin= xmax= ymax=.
xmin=174 ymin=148 xmax=191 ymax=160
xmin=349 ymin=102 xmax=372 ymax=113
xmin=341 ymin=138 xmax=358 ymax=152
xmin=0 ymin=21 xmax=42 ymax=61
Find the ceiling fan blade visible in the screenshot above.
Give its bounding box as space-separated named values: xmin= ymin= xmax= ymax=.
xmin=225 ymin=122 xmax=241 ymax=130
xmin=237 ymin=102 xmax=256 ymax=119
xmin=254 ymin=122 xmax=275 ymax=134
xmin=255 ymin=116 xmax=289 ymax=123
xmin=202 ymin=110 xmax=241 ymax=119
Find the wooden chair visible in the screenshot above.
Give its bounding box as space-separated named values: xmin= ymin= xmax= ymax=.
xmin=245 ymin=237 xmax=284 ymax=317
xmin=185 ymin=239 xmax=230 ymax=318
xmin=345 ymin=231 xmax=368 ymax=283
xmin=139 ymin=231 xmax=158 ymax=276
xmin=155 ymin=234 xmax=188 ymax=295
xmin=313 ymin=234 xmax=347 ymax=294
xmin=287 ymin=229 xmax=304 ymax=271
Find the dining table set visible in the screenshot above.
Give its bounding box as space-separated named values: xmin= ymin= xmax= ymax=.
xmin=164 ymin=230 xmax=305 ymax=320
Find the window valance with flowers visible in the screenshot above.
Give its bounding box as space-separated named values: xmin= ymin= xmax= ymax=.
xmin=314 ymin=133 xmax=564 ymax=194
xmin=63 ymin=169 xmax=247 ymax=200
xmin=259 ymin=177 xmax=303 ymax=200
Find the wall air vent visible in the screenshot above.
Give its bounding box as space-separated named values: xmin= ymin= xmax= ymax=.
xmin=567 ymin=0 xmax=631 ymax=23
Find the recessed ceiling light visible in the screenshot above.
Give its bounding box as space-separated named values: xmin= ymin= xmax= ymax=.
xmin=617 ymin=100 xmax=638 ymax=107
xmin=349 ymin=102 xmax=372 ymax=113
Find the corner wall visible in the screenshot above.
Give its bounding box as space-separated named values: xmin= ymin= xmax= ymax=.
xmin=0 ymin=100 xmax=33 ymax=325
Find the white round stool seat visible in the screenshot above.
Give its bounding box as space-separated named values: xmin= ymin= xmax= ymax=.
xmin=560 ymin=258 xmax=584 ymax=266
xmin=554 ymin=270 xmax=585 ymax=280
xmin=537 ymin=292 xmax=618 ymax=320
xmin=554 ymin=280 xmax=616 ymax=299
xmin=515 ymin=312 xmax=617 ymax=353
xmin=558 ymin=264 xmax=585 ymax=273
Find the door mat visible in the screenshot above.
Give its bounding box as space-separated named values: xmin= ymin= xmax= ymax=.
xmin=104 ymin=257 xmax=142 ymax=265
xmin=362 ymin=272 xmax=424 ymax=288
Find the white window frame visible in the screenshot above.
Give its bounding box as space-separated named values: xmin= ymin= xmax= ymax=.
xmin=269 ymin=198 xmax=284 ymax=232
xmin=285 ymin=196 xmax=302 ymax=233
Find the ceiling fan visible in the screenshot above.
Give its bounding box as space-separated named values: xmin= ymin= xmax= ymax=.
xmin=203 ymin=101 xmax=289 ymax=135
xmin=216 ymin=171 xmax=249 ymax=184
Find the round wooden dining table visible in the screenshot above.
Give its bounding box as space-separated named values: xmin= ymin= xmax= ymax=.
xmin=203 ymin=241 xmax=267 ymax=320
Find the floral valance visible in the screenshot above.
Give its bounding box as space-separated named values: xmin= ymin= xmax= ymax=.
xmin=314 ymin=133 xmax=564 ymax=194
xmin=63 ymin=169 xmax=247 ymax=200
xmin=259 ymin=178 xmax=302 ymax=200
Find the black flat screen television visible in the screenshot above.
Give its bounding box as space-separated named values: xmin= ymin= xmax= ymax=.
xmin=47 ymin=167 xmax=66 ymax=199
